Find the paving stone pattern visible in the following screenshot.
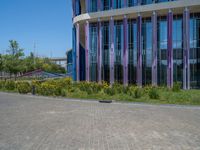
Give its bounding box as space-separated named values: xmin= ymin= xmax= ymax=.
xmin=0 ymin=92 xmax=200 ymax=150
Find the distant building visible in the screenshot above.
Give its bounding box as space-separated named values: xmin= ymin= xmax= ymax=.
xmin=72 ymin=0 xmax=200 ymax=89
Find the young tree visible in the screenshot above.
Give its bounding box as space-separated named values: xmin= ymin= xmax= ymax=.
xmin=4 ymin=40 xmax=24 ymax=79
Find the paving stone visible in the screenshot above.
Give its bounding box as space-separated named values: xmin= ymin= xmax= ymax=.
xmin=0 ymin=92 xmax=200 ymax=150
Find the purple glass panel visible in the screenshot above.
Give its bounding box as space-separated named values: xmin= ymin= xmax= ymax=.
xmin=167 ymin=10 xmax=173 ymax=88
xmin=98 ymin=0 xmax=101 ymax=11
xmin=85 ymin=21 xmax=90 ymax=81
xmin=76 ymin=23 xmax=80 ymax=82
xmin=98 ymin=20 xmax=102 ymax=83
xmin=152 ymin=11 xmax=158 ymax=86
xmin=124 ymin=0 xmax=127 ymax=7
xmin=111 ymin=0 xmax=114 ymax=9
xmin=110 ymin=17 xmax=114 ymax=85
xmin=183 ymin=8 xmax=190 ymax=89
xmin=137 ymin=15 xmax=142 ymax=87
xmin=137 ymin=0 xmax=141 ymax=5
xmin=123 ymin=16 xmax=128 ymax=86
xmin=85 ymin=0 xmax=89 ymax=13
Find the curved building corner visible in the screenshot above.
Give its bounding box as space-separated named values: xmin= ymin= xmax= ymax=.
xmin=72 ymin=0 xmax=200 ymax=89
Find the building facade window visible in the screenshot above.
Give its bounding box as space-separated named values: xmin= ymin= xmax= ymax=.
xmin=190 ymin=13 xmax=200 ymax=88
xmin=173 ymin=15 xmax=183 ymax=84
xmin=102 ymin=22 xmax=110 ymax=83
xmin=75 ymin=0 xmax=81 ymax=16
xmin=89 ymin=0 xmax=98 ymax=12
xmin=89 ymin=23 xmax=98 ymax=81
xmin=114 ymin=21 xmax=123 ymax=83
xmin=157 ymin=16 xmax=167 ymax=86
xmin=128 ymin=19 xmax=137 ymax=84
xmin=142 ymin=18 xmax=152 ymax=85
xmin=128 ymin=0 xmax=137 ymax=7
xmin=142 ymin=0 xmax=153 ymax=5
xmin=102 ymin=0 xmax=110 ymax=10
xmin=84 ymin=0 xmax=177 ymax=13
xmin=113 ymin=0 xmax=124 ymax=9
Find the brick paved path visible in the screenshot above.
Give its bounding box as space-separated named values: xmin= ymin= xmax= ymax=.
xmin=0 ymin=92 xmax=200 ymax=150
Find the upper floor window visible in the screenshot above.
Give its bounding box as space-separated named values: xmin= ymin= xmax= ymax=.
xmin=128 ymin=0 xmax=137 ymax=7
xmin=89 ymin=0 xmax=97 ymax=12
xmin=114 ymin=0 xmax=124 ymax=9
xmin=75 ymin=0 xmax=81 ymax=16
xmin=102 ymin=0 xmax=110 ymax=10
xmin=142 ymin=0 xmax=153 ymax=5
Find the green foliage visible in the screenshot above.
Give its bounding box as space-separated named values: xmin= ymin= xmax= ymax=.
xmin=1 ymin=40 xmax=66 ymax=77
xmin=104 ymin=87 xmax=116 ymax=96
xmin=134 ymin=88 xmax=143 ymax=99
xmin=5 ymin=80 xmax=16 ymax=91
xmin=33 ymin=78 xmax=72 ymax=96
xmin=78 ymin=82 xmax=103 ymax=94
xmin=172 ymin=82 xmax=181 ymax=92
xmin=0 ymin=80 xmax=6 ymax=89
xmin=0 ymin=54 xmax=4 ymax=72
xmin=112 ymin=83 xmax=123 ymax=93
xmin=16 ymin=81 xmax=31 ymax=94
xmin=149 ymin=87 xmax=160 ymax=99
xmin=1 ymin=78 xmax=200 ymax=106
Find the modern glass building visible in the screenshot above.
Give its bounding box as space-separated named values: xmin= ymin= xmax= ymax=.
xmin=72 ymin=0 xmax=200 ymax=89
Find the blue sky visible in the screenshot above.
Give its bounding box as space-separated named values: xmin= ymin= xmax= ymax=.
xmin=0 ymin=0 xmax=72 ymax=57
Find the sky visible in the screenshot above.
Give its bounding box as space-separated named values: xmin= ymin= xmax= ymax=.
xmin=0 ymin=0 xmax=72 ymax=57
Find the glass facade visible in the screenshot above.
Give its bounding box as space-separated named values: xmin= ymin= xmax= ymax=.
xmin=85 ymin=0 xmax=177 ymax=13
xmin=113 ymin=0 xmax=124 ymax=9
xmin=173 ymin=15 xmax=183 ymax=83
xmin=89 ymin=0 xmax=97 ymax=12
xmin=142 ymin=18 xmax=152 ymax=85
xmin=128 ymin=0 xmax=137 ymax=7
xmin=114 ymin=21 xmax=124 ymax=83
xmin=190 ymin=13 xmax=200 ymax=88
xmin=102 ymin=22 xmax=110 ymax=83
xmin=142 ymin=0 xmax=153 ymax=5
xmin=102 ymin=0 xmax=110 ymax=10
xmin=157 ymin=16 xmax=167 ymax=86
xmin=89 ymin=23 xmax=98 ymax=81
xmin=74 ymin=0 xmax=81 ymax=16
xmin=73 ymin=0 xmax=200 ymax=88
xmin=128 ymin=20 xmax=137 ymax=84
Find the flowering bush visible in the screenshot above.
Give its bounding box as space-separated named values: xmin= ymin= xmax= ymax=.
xmin=16 ymin=81 xmax=31 ymax=94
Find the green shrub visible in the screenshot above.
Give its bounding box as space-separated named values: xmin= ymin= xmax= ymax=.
xmin=134 ymin=88 xmax=143 ymax=98
xmin=78 ymin=82 xmax=102 ymax=94
xmin=104 ymin=87 xmax=116 ymax=96
xmin=61 ymin=89 xmax=67 ymax=97
xmin=128 ymin=85 xmax=137 ymax=96
xmin=32 ymin=80 xmax=42 ymax=94
xmin=144 ymin=85 xmax=153 ymax=95
xmin=5 ymin=80 xmax=16 ymax=91
xmin=112 ymin=83 xmax=123 ymax=93
xmin=0 ymin=80 xmax=6 ymax=89
xmin=56 ymin=77 xmax=72 ymax=89
xmin=172 ymin=82 xmax=181 ymax=92
xmin=16 ymin=81 xmax=31 ymax=94
xmin=40 ymin=82 xmax=57 ymax=96
xmin=149 ymin=87 xmax=160 ymax=99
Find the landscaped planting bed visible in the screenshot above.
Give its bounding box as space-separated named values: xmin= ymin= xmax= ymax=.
xmin=0 ymin=78 xmax=200 ymax=105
